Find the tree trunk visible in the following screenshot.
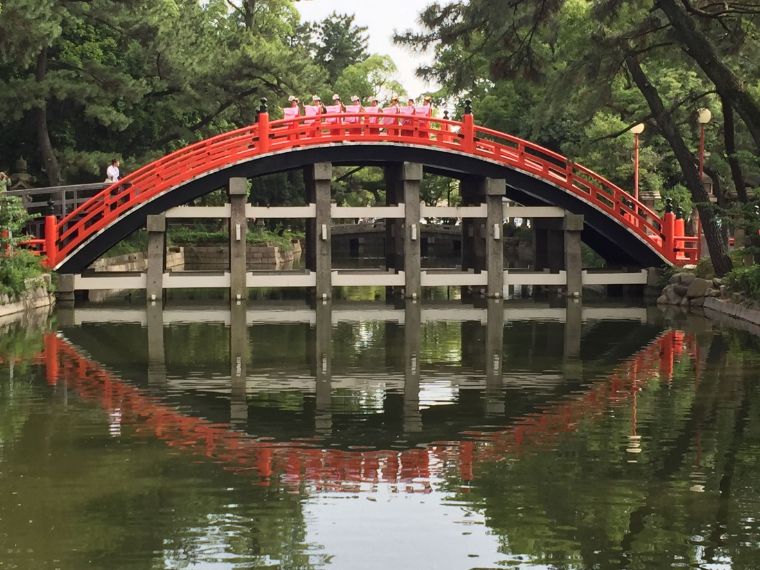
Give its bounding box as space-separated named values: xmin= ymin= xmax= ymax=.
xmin=243 ymin=0 xmax=255 ymax=30
xmin=657 ymin=0 xmax=760 ymax=152
xmin=625 ymin=54 xmax=732 ymax=276
xmin=34 ymin=48 xmax=62 ymax=186
xmin=721 ymin=96 xmax=748 ymax=203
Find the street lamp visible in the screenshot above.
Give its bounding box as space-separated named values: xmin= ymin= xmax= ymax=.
xmin=696 ymin=108 xmax=712 ymax=178
xmin=631 ymin=123 xmax=645 ymax=201
xmin=695 ymin=108 xmax=712 ymax=259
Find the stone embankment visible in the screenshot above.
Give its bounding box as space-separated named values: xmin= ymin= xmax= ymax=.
xmin=657 ymin=272 xmax=723 ymax=308
xmin=658 ymin=271 xmax=760 ymax=328
xmin=0 ymin=275 xmax=54 ymax=318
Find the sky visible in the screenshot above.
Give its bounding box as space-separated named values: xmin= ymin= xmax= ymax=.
xmin=295 ymin=0 xmax=439 ymax=98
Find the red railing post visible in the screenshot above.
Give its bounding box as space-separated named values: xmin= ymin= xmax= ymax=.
xmin=662 ymin=199 xmax=676 ymax=262
xmin=461 ymin=99 xmax=475 ymax=153
xmin=44 ymin=214 xmax=58 ymax=269
xmin=257 ymin=98 xmax=270 ymax=153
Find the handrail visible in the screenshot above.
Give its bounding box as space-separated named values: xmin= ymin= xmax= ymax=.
xmin=33 ymin=112 xmax=684 ymax=268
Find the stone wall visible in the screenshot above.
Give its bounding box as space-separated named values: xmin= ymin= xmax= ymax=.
xmin=0 ymin=274 xmax=54 ymax=318
xmin=89 ymin=247 xmax=185 ymax=272
xmin=182 ymin=241 xmax=302 ymax=270
xmin=657 ymin=272 xmax=722 ymax=308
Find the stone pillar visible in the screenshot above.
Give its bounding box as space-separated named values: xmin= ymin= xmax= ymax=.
xmin=146 ymin=302 xmax=166 ymax=389
xmin=485 ymin=298 xmax=505 ymax=416
xmin=55 ymin=274 xmax=75 ymax=306
xmin=484 ymin=178 xmax=506 ymax=298
xmin=306 ymin=163 xmax=332 ymax=300
xmin=314 ymin=300 xmax=332 ymax=434
xmin=229 ymin=300 xmax=248 ymax=429
xmin=403 ymin=300 xmax=422 ymax=433
xmin=563 ymin=214 xmax=584 ymax=298
xmin=402 ymin=163 xmax=423 ymax=299
xmin=228 ymin=178 xmax=248 ymax=302
xmin=146 ymin=214 xmax=166 ymax=303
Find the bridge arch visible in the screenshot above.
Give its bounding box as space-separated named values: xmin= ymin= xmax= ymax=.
xmin=48 ymin=113 xmax=683 ymax=274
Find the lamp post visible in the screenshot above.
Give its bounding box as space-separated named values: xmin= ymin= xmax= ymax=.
xmin=631 ymin=123 xmax=645 ymax=201
xmin=695 ymin=108 xmax=712 ymax=259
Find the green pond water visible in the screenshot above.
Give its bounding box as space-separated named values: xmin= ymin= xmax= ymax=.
xmin=0 ymin=300 xmax=759 ymax=569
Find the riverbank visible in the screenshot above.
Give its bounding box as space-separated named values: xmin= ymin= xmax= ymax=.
xmin=0 ymin=274 xmax=54 ymax=319
xmin=657 ymin=271 xmax=760 ymax=328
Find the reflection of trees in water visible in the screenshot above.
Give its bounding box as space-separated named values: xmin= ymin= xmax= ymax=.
xmin=448 ymin=329 xmax=760 ymax=569
xmin=0 ymin=322 xmax=320 ymax=570
xmin=0 ymin=314 xmax=48 ymax=457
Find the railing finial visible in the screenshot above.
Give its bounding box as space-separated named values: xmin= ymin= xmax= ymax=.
xmin=675 ymin=205 xmax=683 ymax=220
xmin=259 ymin=98 xmax=268 ymax=114
xmin=464 ymin=99 xmax=472 ymax=115
xmin=665 ymin=197 xmax=673 ymax=213
xmin=443 ymin=109 xmax=449 ymax=120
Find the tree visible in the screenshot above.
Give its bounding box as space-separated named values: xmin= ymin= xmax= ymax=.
xmin=311 ymin=13 xmax=369 ymax=84
xmin=397 ymin=0 xmax=752 ymax=275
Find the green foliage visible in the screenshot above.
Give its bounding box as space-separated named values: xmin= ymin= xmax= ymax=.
xmin=0 ymin=249 xmax=44 ymax=298
xmin=309 ymin=12 xmax=369 ymax=85
xmin=0 ymin=195 xmax=31 ymax=249
xmin=168 ymin=225 xmax=302 ymax=252
xmin=725 ymin=264 xmax=760 ymax=300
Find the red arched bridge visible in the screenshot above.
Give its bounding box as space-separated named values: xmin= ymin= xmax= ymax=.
xmin=30 ymin=109 xmax=696 ymax=273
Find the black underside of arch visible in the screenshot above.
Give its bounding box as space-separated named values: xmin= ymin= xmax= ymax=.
xmin=57 ymin=144 xmax=667 ymax=273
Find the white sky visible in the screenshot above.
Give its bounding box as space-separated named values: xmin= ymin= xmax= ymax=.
xmin=296 ymin=0 xmax=438 ymax=98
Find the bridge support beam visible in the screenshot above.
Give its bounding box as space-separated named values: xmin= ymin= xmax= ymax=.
xmin=55 ymin=274 xmax=76 ymax=306
xmin=229 ymin=178 xmax=248 ymax=302
xmin=485 ymin=178 xmax=506 ymax=298
xmin=146 ymin=214 xmax=166 ymax=303
xmin=306 ymin=163 xmax=333 ymax=300
xmin=402 ymin=163 xmax=423 ymax=299
xmin=563 ymin=214 xmax=584 ymax=298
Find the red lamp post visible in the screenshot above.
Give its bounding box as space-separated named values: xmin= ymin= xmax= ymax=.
xmin=695 ymin=108 xmax=712 ymax=259
xmin=631 ymin=123 xmax=645 ymax=202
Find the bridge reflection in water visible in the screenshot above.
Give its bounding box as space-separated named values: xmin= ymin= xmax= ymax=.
xmin=41 ymin=301 xmax=693 ymax=492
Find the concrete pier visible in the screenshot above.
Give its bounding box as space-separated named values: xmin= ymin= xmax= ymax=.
xmin=229 ymin=178 xmax=248 ymax=302
xmin=306 ymin=163 xmax=333 ymax=300
xmin=146 ymin=214 xmax=166 ymax=303
xmin=402 ymin=163 xmax=423 ymax=299
xmin=485 ymin=178 xmax=506 ymax=298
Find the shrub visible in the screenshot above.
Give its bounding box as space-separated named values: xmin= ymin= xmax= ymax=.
xmin=725 ymin=264 xmax=760 ymax=301
xmin=0 ymin=250 xmax=45 ymax=299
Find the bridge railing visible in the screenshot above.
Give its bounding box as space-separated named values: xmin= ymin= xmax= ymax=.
xmin=43 ymin=111 xmax=687 ymax=269
xmin=471 ymin=124 xmax=667 ymax=253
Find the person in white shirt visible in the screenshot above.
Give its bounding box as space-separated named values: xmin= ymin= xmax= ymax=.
xmin=106 ymin=159 xmax=120 ymax=182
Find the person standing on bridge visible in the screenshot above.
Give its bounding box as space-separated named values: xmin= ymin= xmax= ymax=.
xmin=284 ymin=95 xmax=301 ymax=120
xmin=345 ymin=95 xmax=363 ymax=134
xmin=106 ymin=159 xmax=120 ymax=183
